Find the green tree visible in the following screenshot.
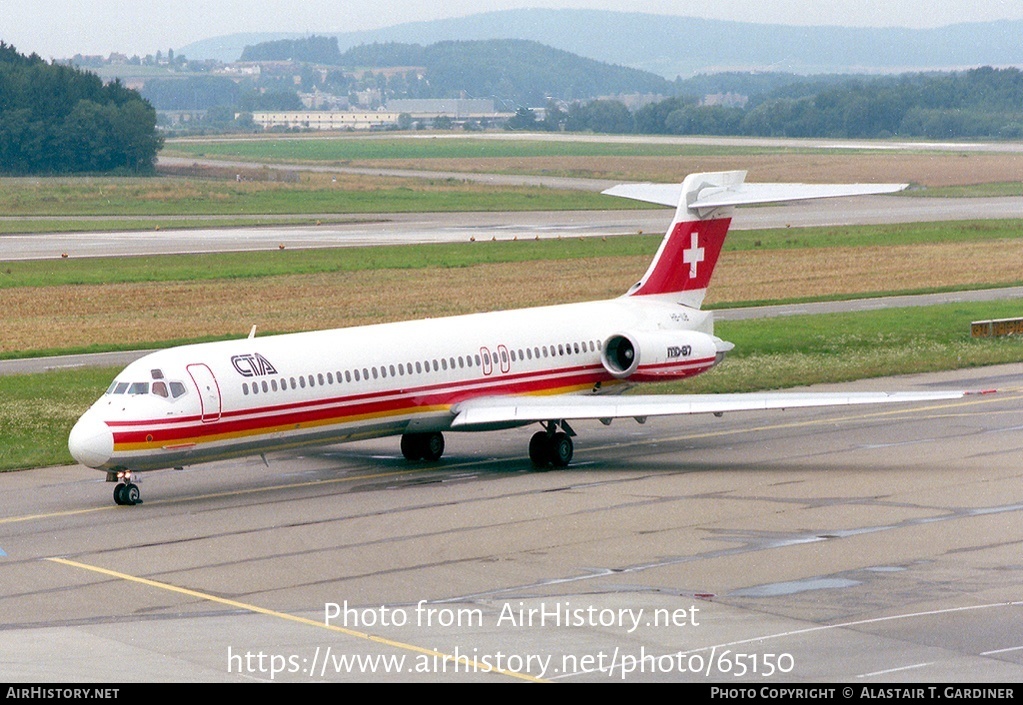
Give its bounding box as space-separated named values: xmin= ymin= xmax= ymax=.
xmin=0 ymin=43 xmax=162 ymax=174
xmin=505 ymin=107 xmax=538 ymax=130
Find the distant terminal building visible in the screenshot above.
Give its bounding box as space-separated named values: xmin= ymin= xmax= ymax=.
xmin=249 ymin=111 xmax=401 ymax=131
xmin=386 ymin=98 xmax=498 ymax=119
xmin=249 ymin=98 xmax=507 ymax=131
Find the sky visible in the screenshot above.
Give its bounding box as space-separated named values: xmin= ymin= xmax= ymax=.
xmin=3 ymin=0 xmax=1023 ymax=59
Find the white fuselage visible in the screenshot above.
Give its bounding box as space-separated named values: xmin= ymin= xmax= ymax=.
xmin=69 ymin=295 xmax=717 ymax=473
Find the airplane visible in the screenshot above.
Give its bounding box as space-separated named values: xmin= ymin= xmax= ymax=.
xmin=68 ymin=170 xmax=967 ymax=506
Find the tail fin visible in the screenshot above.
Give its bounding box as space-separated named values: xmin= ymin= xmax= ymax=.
xmin=603 ymin=171 xmax=907 ymax=309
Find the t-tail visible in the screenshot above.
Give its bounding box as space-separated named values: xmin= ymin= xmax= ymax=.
xmin=603 ymin=170 xmax=908 ymax=309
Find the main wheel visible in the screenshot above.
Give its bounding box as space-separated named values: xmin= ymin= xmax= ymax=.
xmin=549 ymin=432 xmax=573 ymax=467
xmin=529 ymin=431 xmax=551 ymax=468
xmin=401 ymin=432 xmax=445 ymax=462
xmin=400 ymin=433 xmax=424 ymax=461
xmin=421 ymin=432 xmax=445 ymax=462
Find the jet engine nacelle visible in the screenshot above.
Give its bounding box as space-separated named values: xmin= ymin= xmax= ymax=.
xmin=600 ymin=330 xmax=726 ymax=382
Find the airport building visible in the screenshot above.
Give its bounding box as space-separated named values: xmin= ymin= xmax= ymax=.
xmin=248 ymin=111 xmax=402 ymax=131
xmin=249 ymin=99 xmax=508 ymax=131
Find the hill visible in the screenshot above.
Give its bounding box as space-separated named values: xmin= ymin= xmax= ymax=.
xmin=178 ymin=9 xmax=1023 ymax=78
xmin=341 ymin=39 xmax=672 ymax=105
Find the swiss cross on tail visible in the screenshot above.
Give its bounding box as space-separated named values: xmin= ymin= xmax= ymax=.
xmin=683 ymin=232 xmax=704 ymax=278
xmin=627 ymin=218 xmax=730 ymax=301
xmin=604 ymin=170 xmax=909 ymax=309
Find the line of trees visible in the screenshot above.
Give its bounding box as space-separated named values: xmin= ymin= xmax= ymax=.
xmin=563 ymin=67 xmax=1023 ymax=140
xmin=0 ymin=43 xmax=163 ymax=174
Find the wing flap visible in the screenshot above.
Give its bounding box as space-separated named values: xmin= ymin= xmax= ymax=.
xmin=450 ymin=391 xmax=964 ymax=429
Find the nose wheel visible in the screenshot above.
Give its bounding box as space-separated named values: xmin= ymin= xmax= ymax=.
xmin=111 ymin=472 xmax=142 ymax=505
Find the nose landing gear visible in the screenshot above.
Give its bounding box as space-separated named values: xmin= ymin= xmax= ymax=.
xmin=109 ymin=471 xmax=143 ymax=506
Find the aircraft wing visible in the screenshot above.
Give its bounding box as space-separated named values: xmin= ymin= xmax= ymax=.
xmin=449 ymin=390 xmax=965 ymax=429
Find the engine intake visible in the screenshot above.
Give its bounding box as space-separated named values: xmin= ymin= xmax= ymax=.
xmin=600 ymin=330 xmax=728 ymax=381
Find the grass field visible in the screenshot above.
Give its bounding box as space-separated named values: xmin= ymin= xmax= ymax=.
xmin=164 ymin=136 xmax=760 ymax=161
xmin=165 ymin=135 xmax=1023 ymax=188
xmin=0 ymin=174 xmax=628 ymax=219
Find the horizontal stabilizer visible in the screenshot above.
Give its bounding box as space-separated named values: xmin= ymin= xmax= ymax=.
xmin=603 ymin=181 xmax=908 ymax=214
xmin=451 ymin=390 xmax=963 ymax=429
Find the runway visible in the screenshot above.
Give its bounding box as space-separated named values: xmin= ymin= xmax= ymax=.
xmin=5 ymin=193 xmax=1023 ymax=261
xmin=2 ymin=364 xmax=1021 ymax=682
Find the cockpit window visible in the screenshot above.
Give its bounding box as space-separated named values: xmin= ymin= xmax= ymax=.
xmin=106 ymin=378 xmax=187 ymax=399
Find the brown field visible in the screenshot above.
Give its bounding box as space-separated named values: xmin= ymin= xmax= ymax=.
xmin=359 ymin=152 xmax=1023 ymax=187
xmin=4 ymin=239 xmax=1022 ymax=354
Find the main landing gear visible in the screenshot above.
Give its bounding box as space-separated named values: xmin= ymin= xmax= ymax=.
xmin=109 ymin=471 xmax=142 ymax=506
xmin=401 ymin=432 xmax=445 ymax=462
xmin=399 ymin=423 xmax=576 ymax=470
xmin=529 ymin=421 xmax=575 ymax=470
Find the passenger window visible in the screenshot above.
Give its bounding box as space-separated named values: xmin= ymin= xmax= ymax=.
xmin=261 ymin=381 xmax=269 ymax=393
xmin=354 ymin=369 xmax=360 ymax=381
xmin=308 ymin=375 xmax=315 ymax=387
xmin=318 ymin=373 xmax=325 ymax=385
xmin=242 ymin=383 xmax=249 ymax=395
xmin=372 ymin=367 xmax=378 ymax=379
xmin=300 ymin=376 xmax=306 ymax=388
xmin=327 ymin=372 xmax=334 ymax=384
xmin=345 ymin=371 xmax=352 ymax=383
xmin=441 ymin=358 xmax=448 ymax=371
xmin=271 ymin=379 xmax=278 ymax=392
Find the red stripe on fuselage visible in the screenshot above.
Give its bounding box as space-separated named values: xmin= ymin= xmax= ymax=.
xmin=108 ymin=355 xmax=717 ymax=450
xmin=110 ymin=363 xmax=609 ymax=446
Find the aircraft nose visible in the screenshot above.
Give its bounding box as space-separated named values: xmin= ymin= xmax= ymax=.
xmin=68 ymin=416 xmax=113 ymax=468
